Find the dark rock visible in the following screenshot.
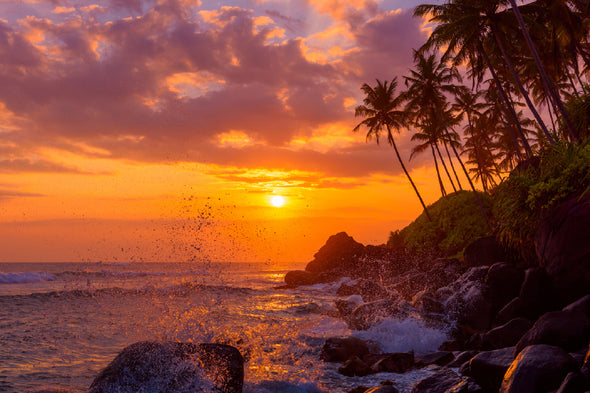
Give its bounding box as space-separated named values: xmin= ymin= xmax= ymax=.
xmin=349 ymin=299 xmax=415 ymax=331
xmin=365 ymin=387 xmax=399 ymax=393
xmin=535 ymin=193 xmax=590 ymax=306
xmin=306 ymin=232 xmax=366 ymax=274
xmin=445 ymin=377 xmax=484 ymax=393
xmin=335 ymin=296 xmax=364 ymax=322
xmin=391 ymin=272 xmax=428 ymax=300
xmin=320 ymin=337 xmax=376 ymax=362
xmin=337 ymin=279 xmax=390 ymax=302
xmin=495 ymin=297 xmax=526 ymax=326
xmin=464 ymin=236 xmax=505 ymax=268
xmin=339 ymin=356 xmax=372 ymax=377
xmin=369 ymin=352 xmax=414 ymax=373
xmin=481 ymin=318 xmax=533 ymax=350
xmin=439 ymin=340 xmax=466 ymax=352
xmin=447 ymin=351 xmax=478 ymax=368
xmin=468 ymin=347 xmax=514 ymax=392
xmin=348 ymin=387 xmax=369 ymax=393
xmin=563 ymin=294 xmax=590 ymax=317
xmin=518 ymin=267 xmax=553 ymax=318
xmin=484 ymin=263 xmax=524 ymax=313
xmin=89 ymin=341 xmax=243 ymax=393
xmin=284 ymin=270 xmax=321 ymax=287
xmin=415 ymin=351 xmax=454 ymax=367
xmin=26 ymin=390 xmax=84 ymax=393
xmin=581 ymin=344 xmax=590 ymax=381
xmin=514 ymin=310 xmax=590 ymax=355
xmin=556 ymin=372 xmax=586 ymax=393
xmin=412 ymin=289 xmax=445 ymax=314
xmin=445 ymin=280 xmax=493 ymax=331
xmin=411 ymin=368 xmax=462 ymax=393
xmin=499 ymin=344 xmax=578 ymax=393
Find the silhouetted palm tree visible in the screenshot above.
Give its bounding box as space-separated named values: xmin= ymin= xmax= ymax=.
xmin=353 ymin=79 xmax=433 ymax=221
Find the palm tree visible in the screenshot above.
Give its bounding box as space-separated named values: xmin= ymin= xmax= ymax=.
xmin=403 ymin=51 xmax=491 ymax=228
xmin=411 ymin=120 xmax=449 ymax=197
xmin=353 ymin=79 xmax=433 ymax=221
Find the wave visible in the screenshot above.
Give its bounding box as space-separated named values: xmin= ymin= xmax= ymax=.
xmin=57 ymin=269 xmax=212 ymax=279
xmin=0 ymin=271 xmax=57 ymax=284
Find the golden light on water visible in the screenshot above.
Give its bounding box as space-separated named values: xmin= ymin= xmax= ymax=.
xmin=270 ymin=195 xmax=286 ymax=208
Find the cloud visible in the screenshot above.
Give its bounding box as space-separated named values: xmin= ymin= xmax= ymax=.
xmin=0 ymin=158 xmax=86 ymax=173
xmin=0 ymin=189 xmax=45 ymax=199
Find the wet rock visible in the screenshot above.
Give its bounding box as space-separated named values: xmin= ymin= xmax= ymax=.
xmin=445 ymin=377 xmax=484 ymax=393
xmin=89 ymin=341 xmax=243 ymax=393
xmin=26 ymin=390 xmax=85 ymax=393
xmin=284 ymin=270 xmax=321 ymax=287
xmin=514 ymin=310 xmax=590 ymax=355
xmin=412 ymin=289 xmax=445 ymax=314
xmin=337 ymin=279 xmax=390 ymax=302
xmin=581 ymin=344 xmax=590 ymax=381
xmin=535 ymin=193 xmax=590 ymax=306
xmin=335 ymin=295 xmax=364 ymax=323
xmin=518 ymin=267 xmax=553 ymax=319
xmin=481 ymin=318 xmax=533 ymax=350
xmin=349 ymin=299 xmax=415 ymax=330
xmin=306 ymin=232 xmax=366 ymax=274
xmin=467 ymin=347 xmax=514 ymax=392
xmin=365 ymin=387 xmax=399 ymax=393
xmin=464 ymin=236 xmax=505 ymax=267
xmin=410 ymin=367 xmax=462 ymax=393
xmin=368 ymin=352 xmax=414 ymax=373
xmin=484 ymin=263 xmax=524 ymax=313
xmin=495 ymin=297 xmax=526 ymax=326
xmin=447 ymin=350 xmax=478 ymax=368
xmin=391 ymin=272 xmax=428 ymax=300
xmin=444 ymin=280 xmax=492 ymax=331
xmin=499 ymin=344 xmax=578 ymax=393
xmin=555 ymin=371 xmax=586 ymax=393
xmin=320 ymin=337 xmax=376 ymax=362
xmin=563 ymin=294 xmax=590 ymax=317
xmin=415 ymin=351 xmax=454 ymax=367
xmin=339 ymin=356 xmax=372 ymax=377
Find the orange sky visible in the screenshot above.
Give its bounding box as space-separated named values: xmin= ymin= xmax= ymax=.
xmin=0 ymin=0 xmax=451 ymax=263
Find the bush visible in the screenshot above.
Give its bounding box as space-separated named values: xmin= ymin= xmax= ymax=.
xmin=397 ymin=190 xmax=492 ymax=255
xmin=492 ymin=140 xmax=590 ymax=263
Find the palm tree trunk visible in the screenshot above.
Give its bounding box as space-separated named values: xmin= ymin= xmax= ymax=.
xmin=467 ymin=116 xmax=488 ymax=193
xmin=435 ymin=142 xmax=457 ymax=192
xmin=507 ymin=0 xmax=580 ymax=142
xmin=431 ymin=143 xmax=446 ymax=197
xmin=442 ymin=139 xmax=463 ymax=190
xmin=387 ymin=125 xmax=433 ymax=221
xmin=434 ymin=106 xmax=491 ymax=230
xmin=489 ymin=23 xmax=553 ymax=147
xmin=478 ymin=41 xmax=527 ymax=160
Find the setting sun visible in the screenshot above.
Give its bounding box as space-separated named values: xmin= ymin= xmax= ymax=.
xmin=270 ymin=195 xmax=286 ymax=207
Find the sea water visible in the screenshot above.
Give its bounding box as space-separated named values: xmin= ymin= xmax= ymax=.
xmin=0 ymin=262 xmax=448 ymax=393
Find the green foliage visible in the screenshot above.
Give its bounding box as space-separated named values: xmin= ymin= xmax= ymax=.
xmin=562 ymin=86 xmax=590 ymax=140
xmin=492 ymin=140 xmax=590 ymax=262
xmin=397 ymin=190 xmax=492 ymax=255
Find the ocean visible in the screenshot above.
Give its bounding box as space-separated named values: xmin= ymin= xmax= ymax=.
xmin=0 ymin=261 xmax=449 ymax=393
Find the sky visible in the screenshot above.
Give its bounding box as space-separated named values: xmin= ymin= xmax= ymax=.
xmin=0 ymin=0 xmax=449 ymax=264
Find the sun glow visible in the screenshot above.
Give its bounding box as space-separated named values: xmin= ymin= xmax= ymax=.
xmin=270 ymin=195 xmax=286 ymax=208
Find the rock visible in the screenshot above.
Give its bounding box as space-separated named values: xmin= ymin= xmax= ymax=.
xmin=415 ymin=351 xmax=454 ymax=367
xmin=306 ymin=232 xmax=366 ymax=274
xmin=337 ymin=279 xmax=390 ymax=302
xmin=284 ymin=270 xmax=321 ymax=287
xmin=535 ymin=193 xmax=590 ymax=306
xmin=411 ymin=368 xmax=462 ymax=393
xmin=514 ymin=310 xmax=590 ymax=355
xmin=518 ymin=267 xmax=553 ymax=318
xmin=445 ymin=377 xmax=484 ymax=393
xmin=464 ymin=236 xmax=505 ymax=268
xmin=349 ymin=299 xmax=415 ymax=331
xmin=484 ymin=263 xmax=524 ymax=313
xmin=444 ymin=280 xmax=492 ymax=331
xmin=348 ymin=387 xmax=369 ymax=393
xmin=369 ymin=352 xmax=414 ymax=373
xmin=447 ymin=351 xmax=478 ymax=368
xmin=555 ymin=372 xmax=586 ymax=393
xmin=499 ymin=344 xmax=578 ymax=393
xmin=581 ymin=344 xmax=590 ymax=381
xmin=563 ymin=294 xmax=590 ymax=317
xmin=365 ymin=387 xmax=400 ymax=393
xmin=26 ymin=390 xmax=84 ymax=393
xmin=391 ymin=272 xmax=428 ymax=300
xmin=335 ymin=295 xmax=364 ymax=322
xmin=89 ymin=341 xmax=243 ymax=393
xmin=481 ymin=318 xmax=533 ymax=350
xmin=412 ymin=289 xmax=445 ymax=314
xmin=320 ymin=337 xmax=376 ymax=362
xmin=467 ymin=347 xmax=514 ymax=392
xmin=339 ymin=356 xmax=372 ymax=377
xmin=495 ymin=297 xmax=526 ymax=326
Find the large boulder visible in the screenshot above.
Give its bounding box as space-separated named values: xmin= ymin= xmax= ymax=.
xmin=514 ymin=310 xmax=590 ymax=355
xmin=320 ymin=337 xmax=376 ymax=362
xmin=535 ymin=193 xmax=590 ymax=305
xmin=481 ymin=318 xmax=533 ymax=350
xmin=284 ymin=270 xmax=321 ymax=287
xmin=411 ymin=368 xmax=462 ymax=393
xmin=467 ymin=347 xmax=515 ymax=392
xmin=305 ymin=232 xmax=366 ymax=274
xmin=464 ymin=236 xmax=506 ymax=267
xmin=499 ymin=344 xmax=578 ymax=393
xmin=337 ymin=279 xmax=390 ymax=302
xmin=484 ymin=263 xmax=524 ymax=313
xmin=89 ymin=341 xmax=243 ymax=393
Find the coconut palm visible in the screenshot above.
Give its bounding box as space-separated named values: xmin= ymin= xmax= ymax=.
xmin=353 ymin=79 xmax=433 ymax=221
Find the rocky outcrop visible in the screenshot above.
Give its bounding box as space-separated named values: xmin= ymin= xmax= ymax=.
xmin=535 ymin=193 xmax=590 ymax=306
xmin=499 ymin=344 xmax=578 ymax=393
xmin=89 ymin=341 xmax=244 ymax=393
xmin=410 ymin=368 xmax=462 ymax=393
xmin=466 ymin=347 xmax=515 ymax=392
xmin=480 ymin=318 xmax=533 ymax=350
xmin=464 ymin=236 xmax=506 ymax=267
xmin=305 ymin=232 xmax=366 ymax=274
xmin=320 ymin=337 xmax=377 ymax=362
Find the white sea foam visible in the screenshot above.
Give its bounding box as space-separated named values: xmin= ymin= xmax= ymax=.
xmin=353 ymin=317 xmax=449 ymax=355
xmin=0 ymin=271 xmax=57 ymax=284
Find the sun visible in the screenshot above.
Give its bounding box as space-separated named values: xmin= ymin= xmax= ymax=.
xmin=270 ymin=195 xmax=285 ymax=208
